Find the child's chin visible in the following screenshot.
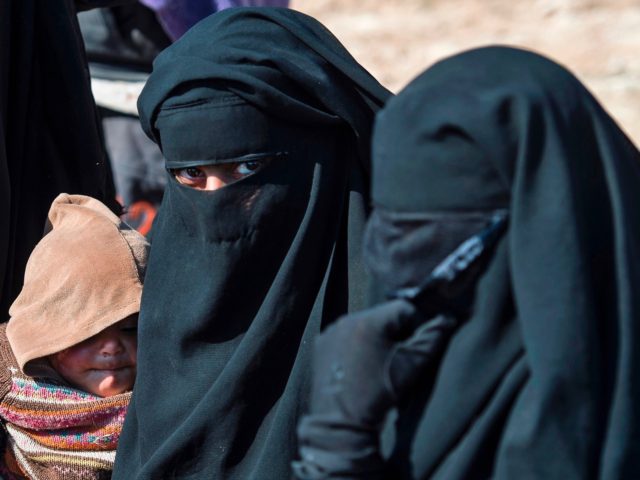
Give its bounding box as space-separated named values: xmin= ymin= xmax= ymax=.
xmin=92 ymin=373 xmax=135 ymax=397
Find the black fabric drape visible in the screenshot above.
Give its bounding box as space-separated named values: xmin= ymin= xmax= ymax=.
xmin=365 ymin=46 xmax=640 ymax=479
xmin=113 ymin=8 xmax=390 ymax=479
xmin=0 ymin=0 xmax=122 ymax=321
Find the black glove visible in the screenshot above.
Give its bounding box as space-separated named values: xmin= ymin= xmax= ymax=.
xmin=293 ymin=213 xmax=507 ymax=479
xmin=293 ymin=300 xmax=458 ymax=479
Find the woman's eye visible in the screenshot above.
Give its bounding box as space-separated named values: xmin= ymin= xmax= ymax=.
xmin=234 ymin=160 xmax=263 ymax=177
xmin=172 ymin=167 xmax=204 ymax=180
xmin=181 ymin=167 xmax=204 ymax=179
xmin=173 ymin=167 xmax=207 ymax=187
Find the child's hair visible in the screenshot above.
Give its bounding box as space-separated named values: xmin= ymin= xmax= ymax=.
xmin=6 ymin=193 xmax=150 ymax=376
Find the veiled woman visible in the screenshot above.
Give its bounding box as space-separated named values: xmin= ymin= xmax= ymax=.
xmin=296 ymin=46 xmax=640 ymax=479
xmin=113 ymin=8 xmax=391 ymax=479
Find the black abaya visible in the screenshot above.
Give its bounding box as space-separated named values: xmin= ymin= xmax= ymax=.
xmin=298 ymin=46 xmax=640 ymax=479
xmin=113 ymin=8 xmax=391 ymax=479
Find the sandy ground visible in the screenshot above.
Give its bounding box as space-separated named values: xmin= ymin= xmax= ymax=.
xmin=291 ymin=0 xmax=640 ymax=146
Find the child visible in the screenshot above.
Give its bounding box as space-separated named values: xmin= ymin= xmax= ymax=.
xmin=0 ymin=193 xmax=149 ymax=479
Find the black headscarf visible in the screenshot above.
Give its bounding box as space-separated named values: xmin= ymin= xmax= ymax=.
xmin=363 ymin=46 xmax=640 ymax=478
xmin=113 ymin=8 xmax=390 ymax=479
xmin=0 ymin=0 xmax=122 ymax=320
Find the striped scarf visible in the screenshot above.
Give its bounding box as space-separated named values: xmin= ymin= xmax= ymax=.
xmin=0 ymin=330 xmax=130 ymax=479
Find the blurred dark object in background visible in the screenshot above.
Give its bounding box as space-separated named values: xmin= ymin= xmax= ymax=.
xmin=0 ymin=0 xmax=124 ymax=321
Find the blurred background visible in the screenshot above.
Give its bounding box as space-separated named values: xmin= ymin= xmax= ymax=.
xmin=293 ymin=0 xmax=640 ymax=146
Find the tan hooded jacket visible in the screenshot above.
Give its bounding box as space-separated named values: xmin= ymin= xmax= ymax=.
xmin=0 ymin=194 xmax=149 ymax=479
xmin=7 ymin=193 xmax=149 ymax=375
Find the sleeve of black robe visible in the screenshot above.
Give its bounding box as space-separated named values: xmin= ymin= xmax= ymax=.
xmin=0 ymin=0 xmax=121 ymax=320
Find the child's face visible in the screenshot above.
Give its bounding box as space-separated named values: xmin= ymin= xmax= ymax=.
xmin=49 ymin=315 xmax=138 ymax=397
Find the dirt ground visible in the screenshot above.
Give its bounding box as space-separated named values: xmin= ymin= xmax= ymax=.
xmin=291 ymin=0 xmax=640 ymax=147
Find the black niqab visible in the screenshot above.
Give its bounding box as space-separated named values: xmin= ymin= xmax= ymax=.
xmin=366 ymin=46 xmax=640 ymax=478
xmin=113 ymin=8 xmax=390 ymax=479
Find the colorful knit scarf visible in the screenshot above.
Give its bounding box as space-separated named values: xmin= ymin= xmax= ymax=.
xmin=0 ymin=335 xmax=130 ymax=479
